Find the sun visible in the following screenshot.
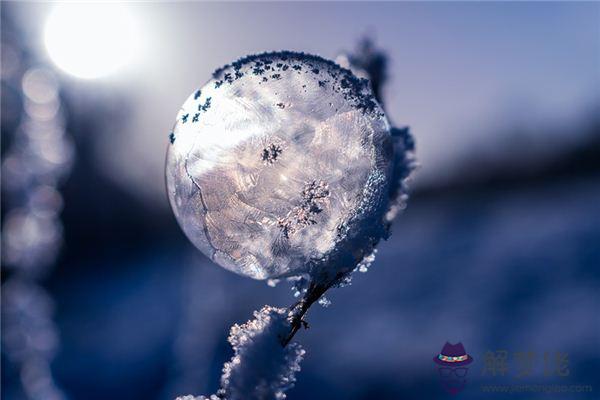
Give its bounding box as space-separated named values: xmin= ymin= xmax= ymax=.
xmin=44 ymin=3 xmax=139 ymax=79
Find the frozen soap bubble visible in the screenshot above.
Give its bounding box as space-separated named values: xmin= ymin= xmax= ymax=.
xmin=166 ymin=52 xmax=396 ymax=280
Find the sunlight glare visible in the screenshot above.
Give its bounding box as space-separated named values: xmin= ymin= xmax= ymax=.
xmin=44 ymin=3 xmax=139 ymax=79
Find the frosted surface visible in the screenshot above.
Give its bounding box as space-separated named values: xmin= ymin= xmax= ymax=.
xmin=166 ymin=52 xmax=394 ymax=279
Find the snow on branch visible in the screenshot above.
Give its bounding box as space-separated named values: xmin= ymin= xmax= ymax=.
xmin=176 ymin=306 xmax=305 ymax=400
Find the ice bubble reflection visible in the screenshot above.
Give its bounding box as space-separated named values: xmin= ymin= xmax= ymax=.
xmin=166 ymin=52 xmax=395 ymax=280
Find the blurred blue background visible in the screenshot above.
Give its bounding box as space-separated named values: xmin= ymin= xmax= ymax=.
xmin=2 ymin=2 xmax=599 ymax=400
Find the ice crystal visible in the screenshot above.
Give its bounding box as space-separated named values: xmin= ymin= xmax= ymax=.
xmin=356 ymin=249 xmax=377 ymax=273
xmin=317 ymin=296 xmax=331 ymax=308
xmin=175 ymin=396 xmax=219 ymax=400
xmin=166 ymin=51 xmax=395 ymax=280
xmin=261 ymin=144 xmax=283 ymax=165
xmin=177 ymin=306 xmax=304 ymax=400
xmin=287 ymin=275 xmax=310 ymax=298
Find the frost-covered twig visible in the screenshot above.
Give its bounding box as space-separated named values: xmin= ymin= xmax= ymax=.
xmin=281 ymin=274 xmax=339 ymax=346
xmin=177 ymin=307 xmax=305 ymax=400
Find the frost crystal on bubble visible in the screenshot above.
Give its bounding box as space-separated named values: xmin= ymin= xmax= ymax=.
xmin=166 ymin=51 xmax=395 ymax=280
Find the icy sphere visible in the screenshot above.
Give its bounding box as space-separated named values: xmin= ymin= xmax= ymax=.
xmin=166 ymin=52 xmax=394 ymax=280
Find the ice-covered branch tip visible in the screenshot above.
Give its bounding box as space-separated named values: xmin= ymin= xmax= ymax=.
xmin=176 ymin=306 xmax=305 ymax=400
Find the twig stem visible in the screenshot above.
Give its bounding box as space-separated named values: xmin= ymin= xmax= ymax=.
xmin=280 ymin=272 xmax=347 ymax=347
